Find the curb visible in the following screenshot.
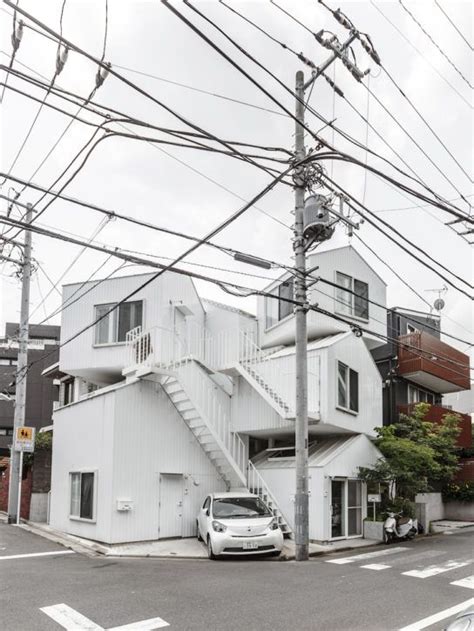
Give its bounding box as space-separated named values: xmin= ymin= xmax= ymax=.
xmin=19 ymin=521 xmax=105 ymax=557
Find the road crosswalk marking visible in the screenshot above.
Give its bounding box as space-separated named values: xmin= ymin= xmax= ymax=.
xmin=451 ymin=575 xmax=474 ymax=590
xmin=399 ymin=597 xmax=474 ymax=631
xmin=326 ymin=546 xmax=409 ymax=564
xmin=403 ymin=560 xmax=471 ymax=579
xmin=40 ymin=603 xmax=170 ymax=630
xmin=0 ymin=550 xmax=75 ymax=561
xmin=360 ymin=563 xmax=391 ymax=570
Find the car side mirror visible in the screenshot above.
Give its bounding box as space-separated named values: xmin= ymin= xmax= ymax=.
xmin=205 ymin=508 xmax=210 ymax=516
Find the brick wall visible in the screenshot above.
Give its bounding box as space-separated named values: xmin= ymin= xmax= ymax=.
xmin=0 ymin=462 xmax=32 ymax=519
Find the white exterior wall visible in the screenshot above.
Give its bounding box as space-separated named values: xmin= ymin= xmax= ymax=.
xmin=60 ymin=272 xmax=204 ymax=383
xmin=50 ymin=380 xmax=225 ymax=544
xmin=204 ymin=302 xmax=257 ymax=369
xmin=321 ymin=334 xmax=382 ymax=436
xmin=257 ymin=245 xmax=387 ymax=350
xmin=49 ymin=394 xmax=116 ymax=542
xmin=231 ymin=377 xmax=294 ymax=435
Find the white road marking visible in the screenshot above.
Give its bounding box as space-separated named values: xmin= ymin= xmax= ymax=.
xmin=41 ymin=604 xmax=169 ymax=630
xmin=40 ymin=604 xmax=103 ymax=630
xmin=109 ymin=617 xmax=169 ymax=630
xmin=326 ymin=546 xmax=409 ymax=564
xmin=0 ymin=550 xmax=75 ymax=561
xmin=398 ymin=597 xmax=474 ymax=631
xmin=451 ymin=575 xmax=474 ymax=590
xmin=403 ymin=560 xmax=471 ymax=579
xmin=360 ymin=563 xmax=391 ymax=570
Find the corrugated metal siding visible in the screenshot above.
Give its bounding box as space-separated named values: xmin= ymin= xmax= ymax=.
xmin=60 ymin=271 xmax=205 ymax=379
xmin=49 ymin=393 xmax=116 ymax=542
xmin=111 ymin=380 xmax=225 ymax=543
xmin=232 ymin=377 xmax=293 ymax=433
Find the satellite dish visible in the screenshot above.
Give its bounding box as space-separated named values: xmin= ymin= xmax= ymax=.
xmin=434 ymin=298 xmax=445 ymax=311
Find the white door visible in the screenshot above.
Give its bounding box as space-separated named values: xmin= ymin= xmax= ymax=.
xmin=330 ymin=479 xmax=363 ymax=540
xmin=173 ymin=308 xmax=187 ymax=359
xmin=159 ymin=474 xmax=184 ymax=538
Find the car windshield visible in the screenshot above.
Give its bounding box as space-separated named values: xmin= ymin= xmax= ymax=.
xmin=212 ymin=497 xmax=272 ymax=519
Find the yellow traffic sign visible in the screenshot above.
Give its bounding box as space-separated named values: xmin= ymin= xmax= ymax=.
xmin=14 ymin=426 xmax=35 ymax=452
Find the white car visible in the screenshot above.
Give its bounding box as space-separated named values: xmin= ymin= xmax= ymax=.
xmin=196 ymin=492 xmax=284 ymax=559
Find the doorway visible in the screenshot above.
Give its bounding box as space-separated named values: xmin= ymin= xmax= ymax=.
xmin=330 ymin=479 xmax=363 ymax=539
xmin=159 ymin=474 xmax=184 ymax=539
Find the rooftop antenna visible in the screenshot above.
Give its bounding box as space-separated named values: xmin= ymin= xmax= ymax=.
xmin=424 ymin=285 xmax=448 ymax=313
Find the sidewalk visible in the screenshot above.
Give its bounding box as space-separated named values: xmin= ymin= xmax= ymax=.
xmin=19 ymin=520 xmax=381 ymax=560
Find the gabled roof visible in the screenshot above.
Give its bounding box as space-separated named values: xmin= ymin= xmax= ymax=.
xmin=309 ymin=244 xmax=388 ymax=286
xmin=203 ymin=299 xmax=256 ymax=319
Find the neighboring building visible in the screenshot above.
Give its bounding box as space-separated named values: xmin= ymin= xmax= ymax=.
xmin=49 ymin=245 xmax=385 ymax=544
xmin=0 ymin=323 xmax=60 ymax=456
xmin=371 ymin=307 xmax=472 ymax=448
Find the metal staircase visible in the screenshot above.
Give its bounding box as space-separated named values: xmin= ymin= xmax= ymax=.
xmin=125 ymin=327 xmax=293 ymax=536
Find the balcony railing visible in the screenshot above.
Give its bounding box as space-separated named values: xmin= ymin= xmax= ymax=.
xmin=397 ymin=332 xmax=470 ymax=393
xmin=398 ymin=404 xmax=472 ymax=448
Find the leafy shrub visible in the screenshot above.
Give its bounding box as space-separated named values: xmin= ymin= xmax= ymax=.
xmin=442 ymin=481 xmax=474 ymax=503
xmin=383 ymin=497 xmax=416 ymax=519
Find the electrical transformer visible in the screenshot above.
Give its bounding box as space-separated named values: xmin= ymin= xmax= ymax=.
xmin=303 ymin=193 xmax=335 ymax=242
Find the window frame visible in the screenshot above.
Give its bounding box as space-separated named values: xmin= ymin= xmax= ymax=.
xmin=264 ymin=278 xmax=294 ymax=331
xmin=93 ymin=300 xmax=143 ymax=346
xmin=336 ymin=360 xmax=359 ymax=415
xmin=69 ymin=470 xmax=97 ymax=523
xmin=335 ymin=272 xmax=369 ymax=321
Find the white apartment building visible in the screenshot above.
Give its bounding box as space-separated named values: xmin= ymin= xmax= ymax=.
xmin=49 ymin=245 xmax=385 ymax=544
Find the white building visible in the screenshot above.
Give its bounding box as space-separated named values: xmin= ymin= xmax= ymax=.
xmin=49 ymin=245 xmax=385 ymax=544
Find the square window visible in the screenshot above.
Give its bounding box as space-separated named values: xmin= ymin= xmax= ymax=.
xmin=94 ymin=301 xmax=143 ymax=344
xmin=335 ymin=273 xmax=369 ymax=320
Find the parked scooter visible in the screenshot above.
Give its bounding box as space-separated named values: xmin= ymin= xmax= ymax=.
xmin=383 ymin=511 xmax=417 ymax=543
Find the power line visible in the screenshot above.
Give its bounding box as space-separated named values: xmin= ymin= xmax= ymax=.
xmin=369 ymin=1 xmax=472 ymax=110
xmin=2 ymin=191 xmax=472 ymax=349
xmin=399 ymin=0 xmax=473 ymax=89
xmin=434 ymin=0 xmax=473 ymax=52
xmin=167 ymin=0 xmax=470 ymax=221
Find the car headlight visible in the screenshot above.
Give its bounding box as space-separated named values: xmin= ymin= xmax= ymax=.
xmin=212 ymin=520 xmax=227 ymax=533
xmin=269 ymin=518 xmax=280 ymax=531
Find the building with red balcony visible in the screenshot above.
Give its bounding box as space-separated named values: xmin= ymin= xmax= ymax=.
xmin=371 ymin=308 xmax=472 ymax=448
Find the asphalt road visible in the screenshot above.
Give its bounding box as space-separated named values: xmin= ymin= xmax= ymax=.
xmin=1 ymin=523 xmax=473 ymax=631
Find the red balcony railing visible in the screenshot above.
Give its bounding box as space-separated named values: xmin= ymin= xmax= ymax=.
xmin=398 ymin=404 xmax=472 ymax=448
xmin=398 ymin=332 xmax=470 ymax=393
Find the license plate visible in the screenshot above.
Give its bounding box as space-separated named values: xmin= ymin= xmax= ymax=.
xmin=243 ymin=542 xmax=258 ymax=550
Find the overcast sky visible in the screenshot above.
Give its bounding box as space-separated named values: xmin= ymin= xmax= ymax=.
xmin=0 ymin=0 xmax=472 ymax=356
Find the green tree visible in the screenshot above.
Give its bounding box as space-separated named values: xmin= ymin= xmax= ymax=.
xmin=359 ymin=403 xmax=461 ymax=502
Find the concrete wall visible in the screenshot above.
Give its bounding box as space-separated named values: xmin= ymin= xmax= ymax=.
xmin=444 ymin=501 xmax=474 ymax=521
xmin=415 ymin=493 xmax=444 ymax=531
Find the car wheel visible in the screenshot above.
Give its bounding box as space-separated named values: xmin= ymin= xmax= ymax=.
xmin=196 ymin=521 xmax=203 ymax=542
xmin=270 ymin=550 xmax=281 ymax=557
xmin=207 ymin=536 xmax=216 ymax=560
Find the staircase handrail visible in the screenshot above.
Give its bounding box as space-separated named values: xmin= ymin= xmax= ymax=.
xmin=247 ymin=460 xmax=292 ymax=528
xmin=170 ymin=357 xmax=247 ymax=482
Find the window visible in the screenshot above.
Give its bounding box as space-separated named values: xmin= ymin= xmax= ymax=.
xmin=337 ymin=361 xmax=359 ymax=413
xmin=0 ymin=429 xmax=6 ymax=435
xmin=0 ymin=357 xmax=17 ymax=365
xmin=336 ymin=272 xmax=369 ymax=320
xmin=70 ymin=471 xmax=96 ymax=520
xmin=265 ymin=278 xmax=294 ymax=329
xmin=94 ymin=301 xmax=143 ymax=344
xmin=407 ymin=324 xmax=419 ymax=334
xmin=63 ymin=378 xmax=74 ymax=406
xmin=408 ymin=385 xmax=434 ymax=405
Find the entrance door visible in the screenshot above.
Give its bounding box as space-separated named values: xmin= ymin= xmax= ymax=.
xmin=159 ymin=474 xmax=184 ymax=538
xmin=330 ymin=479 xmax=363 ymax=539
xmin=347 ymin=480 xmax=362 ymax=536
xmin=331 ymin=480 xmax=345 ymax=539
xmin=173 ymin=308 xmax=187 ymax=360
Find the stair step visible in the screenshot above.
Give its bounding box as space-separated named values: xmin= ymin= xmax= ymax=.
xmin=164 ymin=381 xmax=182 ymax=394
xmin=182 ymin=409 xmax=201 ymax=421
xmin=175 ymin=400 xmax=194 ymax=412
xmin=188 ymin=418 xmax=205 ymax=429
xmin=169 ymin=391 xmax=188 ymax=403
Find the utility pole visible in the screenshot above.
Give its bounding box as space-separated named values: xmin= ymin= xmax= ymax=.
xmin=293 ymin=71 xmax=309 ymax=562
xmin=8 ymin=202 xmax=33 ymax=524
xmin=292 ymin=31 xmax=366 ymax=561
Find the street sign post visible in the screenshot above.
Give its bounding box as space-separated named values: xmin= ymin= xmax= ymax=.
xmin=13 ymin=426 xmax=35 ymax=525
xmin=14 ymin=426 xmax=35 ymax=453
xmin=368 ymin=493 xmax=381 ymax=521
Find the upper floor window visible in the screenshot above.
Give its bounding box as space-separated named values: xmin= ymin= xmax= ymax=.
xmin=408 ymin=384 xmax=434 ymax=405
xmin=337 ymin=361 xmax=359 ymax=413
xmin=407 ymin=324 xmax=419 ymax=334
xmin=336 ymin=272 xmax=369 ymax=320
xmin=265 ymin=278 xmax=294 ymax=329
xmin=94 ymin=301 xmax=143 ymax=344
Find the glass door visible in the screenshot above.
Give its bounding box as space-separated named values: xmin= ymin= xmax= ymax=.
xmin=347 ymin=480 xmax=362 ymax=536
xmin=331 ymin=480 xmax=346 ymax=539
